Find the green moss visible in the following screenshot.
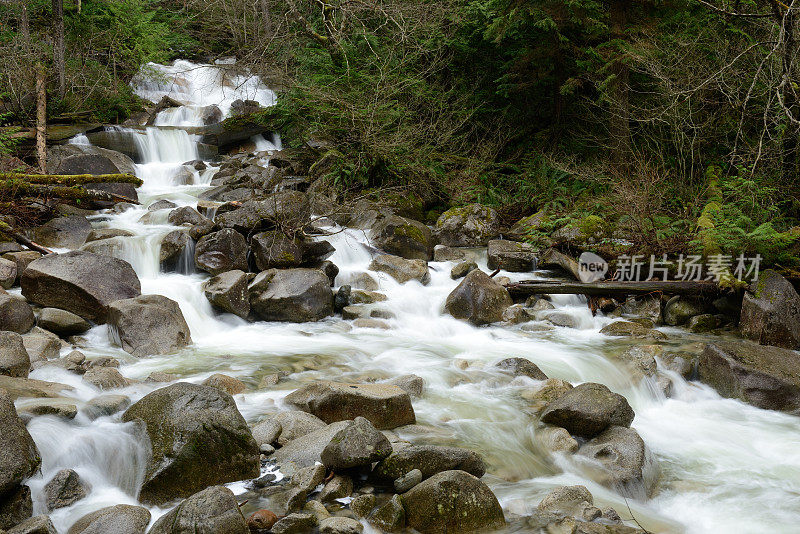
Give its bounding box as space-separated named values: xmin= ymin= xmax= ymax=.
xmin=394 ymin=223 xmax=425 ymax=243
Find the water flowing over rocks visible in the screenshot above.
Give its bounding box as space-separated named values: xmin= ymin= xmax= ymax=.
xmin=248 ymin=268 xmax=334 ymax=322
xmin=285 ymin=381 xmax=416 ymax=429
xmin=444 ymin=269 xmax=512 ymax=325
xmin=540 ymin=383 xmax=635 ymax=438
xmin=121 ymin=382 xmax=259 ymax=504
xmin=21 ymin=251 xmax=141 ymax=323
xmin=368 ymin=254 xmax=430 ymax=285
xmin=107 ymin=294 xmax=192 ymax=356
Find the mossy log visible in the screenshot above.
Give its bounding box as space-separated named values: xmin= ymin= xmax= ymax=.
xmin=505 ymin=280 xmax=724 ymax=298
xmin=0 ymin=173 xmax=142 ymax=186
xmin=0 ymin=181 xmax=138 ymax=204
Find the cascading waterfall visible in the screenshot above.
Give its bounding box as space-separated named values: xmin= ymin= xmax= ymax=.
xmin=22 ymin=59 xmax=800 ymax=534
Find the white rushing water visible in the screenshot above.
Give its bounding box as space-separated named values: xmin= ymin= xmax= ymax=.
xmin=20 ymin=60 xmax=800 ymax=533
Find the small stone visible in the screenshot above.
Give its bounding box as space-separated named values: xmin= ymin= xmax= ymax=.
xmin=496 ymin=357 xmax=547 ymax=380
xmin=292 ymin=464 xmax=326 ymax=493
xmin=83 ymin=367 xmax=129 ymax=390
xmin=542 ymin=311 xmax=578 ymax=328
xmin=386 ymin=374 xmax=423 ymax=397
xmin=350 ymin=494 xmax=375 ymax=518
xmin=536 ymin=426 xmax=579 ymax=454
xmin=369 ymin=494 xmax=405 ymax=532
xmin=433 ymin=245 xmax=466 ymax=262
xmin=540 ymin=382 xmax=635 ymax=438
xmin=318 ymin=475 xmax=353 ymax=502
xmin=321 ymin=416 xmax=393 ymax=469
xmin=319 ymin=517 xmax=363 ymax=534
xmin=689 ymin=313 xmax=717 ymax=333
xmin=303 ymin=500 xmax=331 ymax=521
xmin=450 ymin=260 xmax=477 ymax=280
xmin=394 ymin=469 xmax=422 ymax=493
xmin=201 ymin=373 xmax=246 ymax=395
xmin=271 ymin=512 xmax=318 ymax=534
xmin=83 ymin=394 xmax=130 ymax=419
xmin=43 ymin=469 xmax=89 ymax=511
xmin=537 ymin=485 xmax=601 ymax=522
xmin=352 ymin=318 xmax=390 ymax=329
xmin=247 ymin=509 xmax=278 ymax=530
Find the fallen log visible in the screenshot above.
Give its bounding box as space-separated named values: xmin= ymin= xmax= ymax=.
xmin=505 ymin=279 xmax=725 ymax=298
xmin=0 ymin=221 xmax=53 ymax=255
xmin=0 ymin=181 xmax=138 ymax=205
xmin=0 ymin=173 xmax=142 ymax=187
xmin=538 ymin=248 xmax=580 ymax=280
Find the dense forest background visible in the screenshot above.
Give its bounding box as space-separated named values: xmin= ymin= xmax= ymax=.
xmin=1 ymin=0 xmax=799 ymax=267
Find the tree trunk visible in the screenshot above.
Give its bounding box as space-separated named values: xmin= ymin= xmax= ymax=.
xmin=261 ymin=0 xmax=272 ymax=37
xmin=781 ymin=9 xmax=799 ymax=182
xmin=52 ymin=0 xmax=65 ymax=99
xmin=35 ymin=65 xmax=47 ymax=173
xmin=608 ymin=0 xmax=631 ymax=168
xmin=19 ymin=0 xmax=30 ymax=42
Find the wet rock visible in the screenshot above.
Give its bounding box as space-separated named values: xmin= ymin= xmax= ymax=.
xmin=202 ymin=270 xmax=250 ymax=319
xmin=536 ymin=425 xmax=580 ymax=454
xmin=271 ymin=421 xmax=350 ymax=475
xmin=149 ymin=486 xmax=247 ymax=534
xmin=148 ymin=199 xmax=178 ymax=212
xmin=369 ymin=215 xmax=433 ymax=260
xmin=29 ymin=216 xmax=91 ymax=249
xmin=37 ymin=308 xmax=90 ymax=337
xmin=0 ymin=390 xmax=41 ymax=497
xmin=352 ymin=318 xmax=389 ymax=329
xmin=542 ymin=311 xmax=578 ymax=329
xmin=194 ymin=229 xmax=248 ymax=275
xmin=348 ymin=272 xmax=379 ymax=291
xmin=321 ymin=416 xmax=392 ymax=469
xmin=401 ymin=470 xmax=505 ymax=533
xmin=43 ymin=469 xmax=89 ymax=511
xmin=108 ymin=295 xmax=192 ymax=356
xmin=496 ymin=357 xmax=547 ymax=380
xmin=6 ymin=515 xmax=57 ymax=534
xmin=319 ymin=517 xmax=363 ymax=534
xmin=252 ymin=411 xmax=327 ymax=447
xmin=688 ymin=313 xmax=717 ymax=333
xmin=659 ymin=351 xmax=696 ymax=379
xmin=616 ymin=345 xmax=660 ymax=379
xmin=201 ymin=373 xmax=245 ymax=395
xmin=318 ymin=475 xmax=353 ymax=502
xmin=86 ymin=228 xmax=135 ymax=243
xmin=21 ymin=251 xmax=141 ymax=323
xmin=0 ymin=484 xmax=32 ymax=530
xmin=250 ymin=231 xmax=304 ymax=269
xmin=599 ymin=321 xmax=666 ymax=340
xmin=16 ymin=399 xmax=77 ymax=419
xmin=247 ymin=509 xmax=278 ymax=531
xmin=215 ymin=192 xmax=311 ymax=235
xmin=537 ymin=485 xmax=601 ymax=522
xmin=502 ymin=304 xmax=534 ymax=324
xmin=450 ymin=260 xmax=477 ymax=280
xmin=740 ymin=270 xmax=800 ymax=348
xmin=21 ymin=328 xmax=62 ymax=362
xmin=168 ymin=206 xmax=207 ymax=226
xmin=663 ymin=296 xmax=706 ymax=326
xmin=369 ymin=494 xmax=405 ymax=531
xmin=350 ymin=494 xmax=375 ymax=518
xmin=348 ymin=289 xmax=386 ymax=305
xmin=0 ymin=332 xmax=30 ymax=378
xmin=341 ymin=305 xmax=367 ymax=320
xmin=386 ymin=374 xmax=424 ymax=397
xmin=303 ymin=499 xmax=330 ymax=521
xmin=83 ymin=394 xmax=130 ymax=419
xmin=394 ymin=468 xmax=422 ymax=493
xmin=0 ymin=375 xmax=72 ymax=400
xmin=285 ymin=381 xmax=415 ymax=429
xmin=311 ymin=260 xmax=339 ymax=286
xmin=0 ymin=258 xmax=17 ymax=289
xmin=699 ymin=340 xmax=800 ymax=411
xmin=434 ymin=204 xmax=500 ymax=247
xmin=368 ymin=255 xmax=430 ymax=285
xmin=0 ymin=294 xmax=35 ymax=334
xmin=373 ymin=445 xmax=485 ymax=481
xmin=270 ymin=512 xmax=318 ymax=534
xmin=576 ymin=426 xmax=656 ymax=499
xmin=83 ymin=367 xmax=129 ymax=390
xmin=67 ymin=504 xmax=150 ymax=534
xmin=540 ymin=382 xmax=634 ymax=438
xmin=433 ymin=245 xmax=466 ymax=262
xmin=121 ymin=383 xmax=260 ymax=505
xmin=487 ymin=239 xmax=537 ymax=272
xmin=444 ymin=269 xmax=512 ymax=325
xmin=159 ymin=230 xmax=192 ymax=272
xmin=249 ymin=268 xmax=333 ymax=322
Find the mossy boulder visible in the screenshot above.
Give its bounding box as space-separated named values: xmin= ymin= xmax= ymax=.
xmin=373 ymin=445 xmax=486 ymax=482
xmin=434 ymin=204 xmax=499 ymax=247
xmin=369 ymin=215 xmax=433 ymax=260
xmin=148 ymin=486 xmax=248 ymax=534
xmin=121 ymin=382 xmax=260 ymax=505
xmin=400 ymin=470 xmax=505 ymax=533
xmin=444 ymin=269 xmax=512 ymax=325
xmin=740 ymin=269 xmax=800 ymax=349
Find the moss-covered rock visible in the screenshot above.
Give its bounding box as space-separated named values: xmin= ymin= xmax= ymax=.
xmin=369 ymin=215 xmax=433 ymax=260
xmin=121 ymin=382 xmax=260 ymax=505
xmin=444 ymin=269 xmax=512 ymax=325
xmin=434 ymin=204 xmax=499 ymax=247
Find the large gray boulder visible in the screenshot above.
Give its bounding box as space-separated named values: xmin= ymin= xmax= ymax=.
xmin=214 ymin=191 xmax=311 ymax=234
xmin=486 ymin=239 xmax=537 ymax=272
xmin=203 ymin=270 xmax=250 ymax=318
xmin=0 ymin=390 xmax=41 ymax=497
xmin=271 ymin=421 xmax=350 ymax=475
xmin=740 ymin=270 xmax=800 ymax=349
xmin=249 ymin=268 xmax=333 ymax=322
xmin=373 ymin=445 xmax=485 ymax=481
xmin=250 ymin=231 xmax=334 ymax=271
xmin=28 ymin=216 xmax=92 ymax=249
xmin=47 ymin=144 xmax=138 ymax=204
xmin=444 ymin=269 xmax=512 ymax=325
xmin=321 ymin=416 xmax=392 ymax=469
xmin=369 ymin=215 xmax=433 ymax=260
xmin=107 ymin=295 xmax=192 ymax=357
xmin=159 ymin=230 xmax=192 ymax=272
xmin=121 ymin=383 xmax=260 ymax=505
xmin=148 ymin=486 xmax=248 ymax=534
xmin=434 ymin=204 xmax=500 ymax=247
xmin=0 ymin=257 xmax=16 ymax=289
xmin=194 ymin=229 xmax=248 ymax=275
xmin=540 ymin=383 xmax=634 ymax=438
xmin=67 ymin=504 xmax=151 ymax=534
xmin=252 ymin=411 xmax=327 ymax=447
xmin=699 ymin=340 xmax=800 ymax=411
xmin=401 ymin=470 xmax=505 ymax=533
xmin=0 ymin=484 xmax=32 ymax=530
xmin=21 ymin=251 xmax=141 ymax=323
xmin=0 ymin=294 xmax=35 ymax=334
xmin=37 ymin=308 xmax=91 ymax=337
xmin=577 ymin=426 xmax=656 ymax=499
xmin=0 ymin=332 xmax=30 ymax=378
xmin=368 ymin=255 xmax=430 ymax=285
xmin=285 ymin=381 xmax=415 ymax=429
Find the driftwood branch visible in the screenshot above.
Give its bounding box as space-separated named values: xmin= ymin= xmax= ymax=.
xmin=0 ymin=221 xmax=53 ymax=255
xmin=505 ymin=280 xmax=724 ymax=298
